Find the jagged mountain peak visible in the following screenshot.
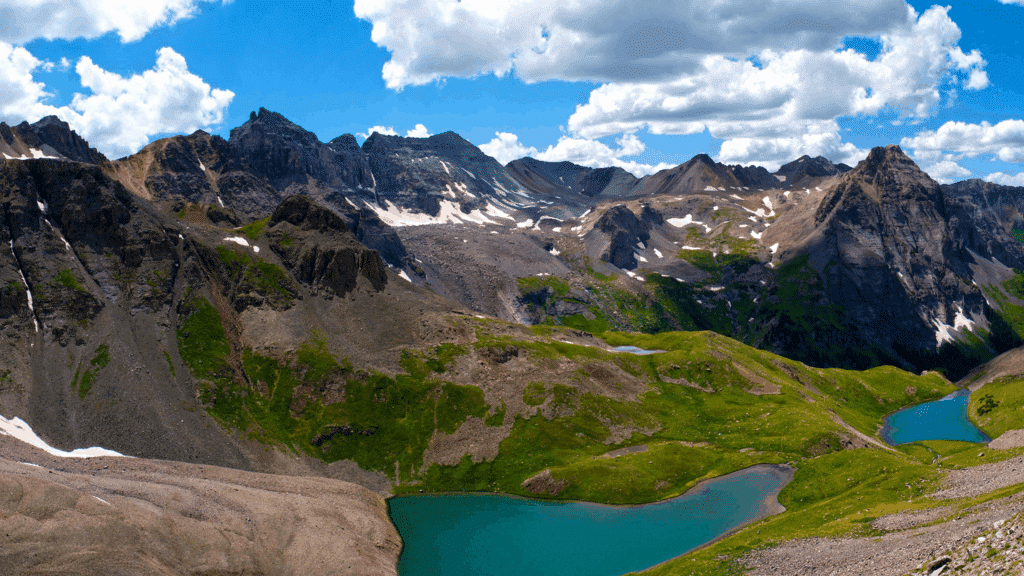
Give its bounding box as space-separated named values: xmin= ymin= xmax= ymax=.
xmin=231 ymin=107 xmax=317 ymax=142
xmin=775 ymin=154 xmax=850 ymax=188
xmin=0 ymin=115 xmax=106 ymax=164
xmin=854 ymin=144 xmax=918 ymax=177
xmin=328 ymin=133 xmax=361 ymax=151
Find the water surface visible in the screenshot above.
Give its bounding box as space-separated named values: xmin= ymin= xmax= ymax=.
xmin=612 ymin=345 xmax=666 ymax=355
xmin=389 ymin=464 xmax=792 ymax=576
xmin=881 ymin=389 xmax=989 ymax=445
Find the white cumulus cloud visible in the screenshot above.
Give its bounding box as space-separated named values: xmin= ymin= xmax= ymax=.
xmin=921 ymin=160 xmax=971 ymax=184
xmin=405 ymin=123 xmax=431 ymax=138
xmin=357 ymin=125 xmax=399 ymax=140
xmin=0 ymin=46 xmax=233 ymax=158
xmin=718 ymin=131 xmax=868 ymax=172
xmin=901 ymin=119 xmax=1024 ymax=163
xmin=566 ymin=6 xmax=985 ymax=166
xmin=985 ymin=172 xmax=1024 ymax=186
xmin=479 ymin=132 xmax=538 ymax=165
xmin=481 ymin=132 xmax=672 ymax=177
xmin=0 ymin=0 xmax=226 ymax=44
xmin=0 ymin=42 xmax=56 ymax=123
xmin=0 ymin=1 xmax=233 ymax=158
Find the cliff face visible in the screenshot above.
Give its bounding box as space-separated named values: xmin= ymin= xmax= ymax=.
xmin=360 ymin=130 xmax=532 ymax=219
xmin=941 ymin=179 xmax=1024 ymax=270
xmin=0 ymin=156 xmax=408 ymax=476
xmin=805 ymin=145 xmax=985 ymax=353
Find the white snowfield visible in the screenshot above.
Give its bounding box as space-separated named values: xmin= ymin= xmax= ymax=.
xmin=0 ymin=414 xmax=125 ymax=458
xmin=2 ymin=148 xmax=58 ymax=161
xmin=364 ymin=198 xmax=518 ymax=227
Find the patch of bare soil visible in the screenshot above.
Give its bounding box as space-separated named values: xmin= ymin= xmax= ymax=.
xmin=740 ymin=454 xmax=1024 ymax=575
xmin=521 ymin=469 xmax=566 ymax=496
xmin=990 ymin=429 xmax=1024 ymax=450
xmin=0 ymin=436 xmax=400 ymax=576
xmin=740 ymin=493 xmax=1024 ymax=576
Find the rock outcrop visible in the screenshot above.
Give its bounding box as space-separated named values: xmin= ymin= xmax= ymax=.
xmin=267 ymin=195 xmax=388 ymax=296
xmin=589 ymin=205 xmax=652 ymax=269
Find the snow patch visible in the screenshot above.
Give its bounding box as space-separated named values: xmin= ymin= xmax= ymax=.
xmin=0 ymin=414 xmax=125 ymax=458
xmin=484 ymin=204 xmax=513 ymax=220
xmin=252 ymin=246 xmax=260 ymax=254
xmin=366 ymin=199 xmax=494 ymax=227
xmin=29 ymin=148 xmax=56 ymax=159
xmin=397 ymin=269 xmax=412 ymax=282
xmin=549 ymin=248 xmax=561 ymax=256
xmin=680 ymin=245 xmax=702 ymax=250
xmin=775 ymin=175 xmax=786 ymax=182
xmin=636 ymin=255 xmax=647 ymax=262
xmin=730 ymin=194 xmax=743 ymax=200
xmin=653 ymin=249 xmax=663 ymax=258
xmin=517 ymin=219 xmax=534 ymax=228
xmin=704 ymin=186 xmax=717 ymax=192
xmin=751 ymin=230 xmax=763 ymax=239
xmin=667 ymin=214 xmax=703 ymax=228
xmin=762 ymin=197 xmax=773 ymax=210
xmin=224 ymin=236 xmax=250 ymax=247
xmin=954 ymin=307 xmax=975 ymax=331
xmin=769 ymin=242 xmax=779 ymax=254
xmin=552 ymin=227 xmax=561 ymax=232
xmin=783 ymin=191 xmax=790 ymax=198
xmin=10 ymin=240 xmax=37 ymax=332
xmin=217 ymin=196 xmax=224 ymax=208
xmin=933 ymin=318 xmax=955 ymax=347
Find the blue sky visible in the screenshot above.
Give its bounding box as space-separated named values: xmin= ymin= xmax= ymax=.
xmin=4 ymin=0 xmax=1024 ymax=183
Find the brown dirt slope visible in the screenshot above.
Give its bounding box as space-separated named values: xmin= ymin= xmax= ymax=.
xmin=0 ymin=435 xmax=399 ymax=576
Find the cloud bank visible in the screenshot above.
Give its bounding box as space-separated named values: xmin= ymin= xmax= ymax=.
xmin=0 ymin=0 xmax=232 ymax=158
xmin=359 ymin=0 xmax=987 ymax=168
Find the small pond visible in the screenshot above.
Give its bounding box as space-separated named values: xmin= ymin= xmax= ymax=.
xmin=881 ymin=389 xmax=990 ymax=446
xmin=388 ymin=464 xmax=792 ymax=576
xmin=612 ymin=345 xmax=666 ymax=355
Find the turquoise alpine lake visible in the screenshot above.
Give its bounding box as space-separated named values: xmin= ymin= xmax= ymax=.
xmin=881 ymin=389 xmax=990 ymax=445
xmin=388 ymin=464 xmax=793 ymax=576
xmin=612 ymin=345 xmax=666 ymax=355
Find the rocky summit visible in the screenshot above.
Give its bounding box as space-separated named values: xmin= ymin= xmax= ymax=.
xmin=6 ymin=111 xmax=1024 ymax=575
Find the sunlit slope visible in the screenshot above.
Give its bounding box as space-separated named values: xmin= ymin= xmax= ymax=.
xmin=176 ymin=276 xmax=956 ymax=504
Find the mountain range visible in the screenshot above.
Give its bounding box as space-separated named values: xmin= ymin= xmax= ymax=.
xmin=3 ymin=109 xmax=1024 ymax=574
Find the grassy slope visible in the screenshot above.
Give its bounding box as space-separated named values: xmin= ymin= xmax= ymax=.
xmin=177 ymin=293 xmax=956 ymax=504
xmin=969 ymin=375 xmax=1024 ymax=438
